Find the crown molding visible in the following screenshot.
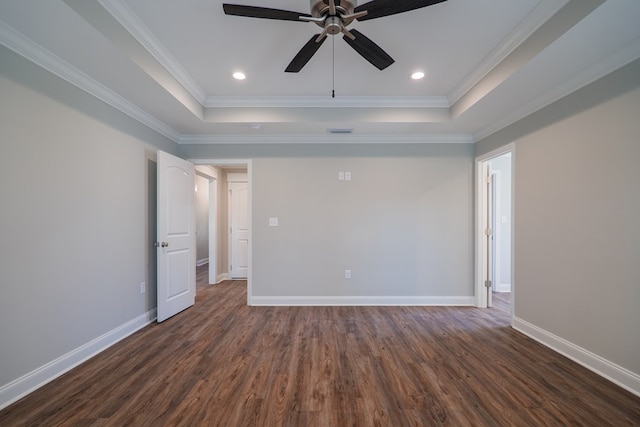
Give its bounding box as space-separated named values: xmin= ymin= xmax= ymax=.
xmin=84 ymin=2 xmax=452 ymax=112
xmin=448 ymin=0 xmax=570 ymax=105
xmin=178 ymin=133 xmax=473 ymax=145
xmin=474 ymin=37 xmax=640 ymax=142
xmin=204 ymin=96 xmax=451 ymax=109
xmin=0 ymin=20 xmax=181 ymax=142
xmin=98 ymin=0 xmax=208 ymax=105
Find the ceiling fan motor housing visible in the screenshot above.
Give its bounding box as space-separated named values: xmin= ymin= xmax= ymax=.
xmin=311 ymin=0 xmax=357 ymax=27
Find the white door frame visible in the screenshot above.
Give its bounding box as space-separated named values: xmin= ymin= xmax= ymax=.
xmin=475 ymin=144 xmax=515 ymax=316
xmin=194 ymin=166 xmax=219 ymax=286
xmin=190 ymin=159 xmax=252 ymax=306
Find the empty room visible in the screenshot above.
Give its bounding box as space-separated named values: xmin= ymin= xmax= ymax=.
xmin=1 ymin=0 xmax=639 ymax=425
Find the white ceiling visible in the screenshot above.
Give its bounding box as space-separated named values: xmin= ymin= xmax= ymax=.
xmin=0 ymin=0 xmax=639 ymax=144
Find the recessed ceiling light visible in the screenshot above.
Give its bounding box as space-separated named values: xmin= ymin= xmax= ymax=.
xmin=411 ymin=71 xmax=425 ymax=80
xmin=233 ymin=71 xmax=246 ymax=80
xmin=250 ymin=123 xmax=261 ymax=130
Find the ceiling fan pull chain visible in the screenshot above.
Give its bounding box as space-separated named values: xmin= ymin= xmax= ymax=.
xmin=332 ymin=34 xmax=336 ymax=98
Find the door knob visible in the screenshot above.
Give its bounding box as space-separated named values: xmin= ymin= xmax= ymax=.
xmin=161 ymin=242 xmax=169 ymax=248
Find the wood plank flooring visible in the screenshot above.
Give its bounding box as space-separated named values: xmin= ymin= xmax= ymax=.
xmin=1 ymin=267 xmax=639 ymax=426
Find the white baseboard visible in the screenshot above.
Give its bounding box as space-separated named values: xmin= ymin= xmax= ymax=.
xmin=196 ymin=258 xmax=209 ymax=267
xmin=513 ymin=317 xmax=640 ymax=397
xmin=495 ymin=283 xmax=511 ymax=293
xmin=216 ymin=273 xmax=230 ymax=283
xmin=249 ymin=295 xmax=475 ymax=306
xmin=0 ymin=309 xmax=157 ymax=411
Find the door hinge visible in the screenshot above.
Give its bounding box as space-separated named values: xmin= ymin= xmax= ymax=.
xmin=485 ymin=280 xmax=492 ymax=288
xmin=485 ymin=228 xmax=492 ymax=236
xmin=485 ymin=175 xmax=492 ymax=184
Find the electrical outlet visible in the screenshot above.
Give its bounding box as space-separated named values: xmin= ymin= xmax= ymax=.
xmin=344 ymin=269 xmax=352 ymax=279
xmin=345 ymin=172 xmax=352 ymax=181
xmin=140 ymin=282 xmax=146 ymax=294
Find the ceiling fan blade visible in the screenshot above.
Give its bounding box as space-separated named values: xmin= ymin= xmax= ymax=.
xmin=285 ymin=34 xmax=327 ymax=73
xmin=343 ymin=29 xmax=394 ymax=70
xmin=223 ymin=4 xmax=311 ymax=22
xmin=354 ymin=0 xmax=447 ymax=21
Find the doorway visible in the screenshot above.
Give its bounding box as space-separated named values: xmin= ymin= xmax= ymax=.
xmin=475 ymin=145 xmax=514 ymax=316
xmin=194 ymin=165 xmax=219 ymax=286
xmin=191 ymin=159 xmax=252 ymax=305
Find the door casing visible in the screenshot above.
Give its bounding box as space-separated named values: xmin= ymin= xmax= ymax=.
xmin=190 ymin=159 xmax=252 ymax=305
xmin=475 ymin=144 xmax=515 ymax=317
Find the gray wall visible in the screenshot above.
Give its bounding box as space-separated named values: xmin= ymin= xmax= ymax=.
xmin=476 ymin=59 xmax=640 ymax=376
xmin=184 ymin=144 xmax=475 ymax=302
xmin=0 ymin=46 xmax=178 ymax=388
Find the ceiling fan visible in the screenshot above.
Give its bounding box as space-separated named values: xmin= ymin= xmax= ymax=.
xmin=222 ymin=0 xmax=447 ymax=73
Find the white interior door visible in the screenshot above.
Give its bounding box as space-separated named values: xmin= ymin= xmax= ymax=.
xmin=485 ymin=165 xmax=494 ymax=308
xmin=157 ymin=151 xmax=196 ymax=322
xmin=491 ymin=173 xmax=498 ymax=292
xmin=229 ymin=181 xmax=248 ymax=279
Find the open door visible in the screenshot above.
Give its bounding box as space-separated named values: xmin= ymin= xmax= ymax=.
xmin=157 ymin=151 xmax=196 ymax=322
xmin=476 ymin=146 xmax=514 ymax=310
xmin=484 ymin=164 xmax=494 ymax=308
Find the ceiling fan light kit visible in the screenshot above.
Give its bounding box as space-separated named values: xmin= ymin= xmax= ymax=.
xmin=222 ymin=0 xmax=447 ymax=73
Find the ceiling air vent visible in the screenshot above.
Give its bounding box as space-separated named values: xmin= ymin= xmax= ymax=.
xmin=328 ymin=128 xmax=353 ymax=134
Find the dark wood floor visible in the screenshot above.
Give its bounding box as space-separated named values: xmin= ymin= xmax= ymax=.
xmin=1 ymin=267 xmax=639 ymax=426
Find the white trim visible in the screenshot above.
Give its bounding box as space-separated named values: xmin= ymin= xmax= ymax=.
xmin=495 ymin=283 xmax=511 ymax=293
xmin=178 ymin=134 xmax=474 ymax=145
xmin=191 ymin=159 xmax=252 ymax=167
xmin=513 ymin=317 xmax=640 ymax=397
xmin=190 ymin=159 xmax=252 ymax=305
xmin=491 ymin=168 xmax=502 ymax=292
xmin=0 ymin=21 xmax=180 ymax=143
xmin=449 ymin=0 xmax=569 ymax=105
xmin=216 ymin=273 xmax=230 ymax=284
xmin=474 ymin=37 xmax=640 ymax=142
xmin=475 ymin=144 xmax=516 ymax=310
xmin=249 ymin=296 xmax=475 ymax=307
xmin=0 ymin=309 xmax=156 ymax=411
xmin=194 ymin=166 xmax=220 ymax=285
xmin=97 ymin=0 xmax=207 ymax=105
xmin=196 ymin=258 xmax=209 ymax=267
xmin=226 ymin=172 xmax=247 ymax=183
xmin=205 ymin=96 xmax=450 ymax=109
